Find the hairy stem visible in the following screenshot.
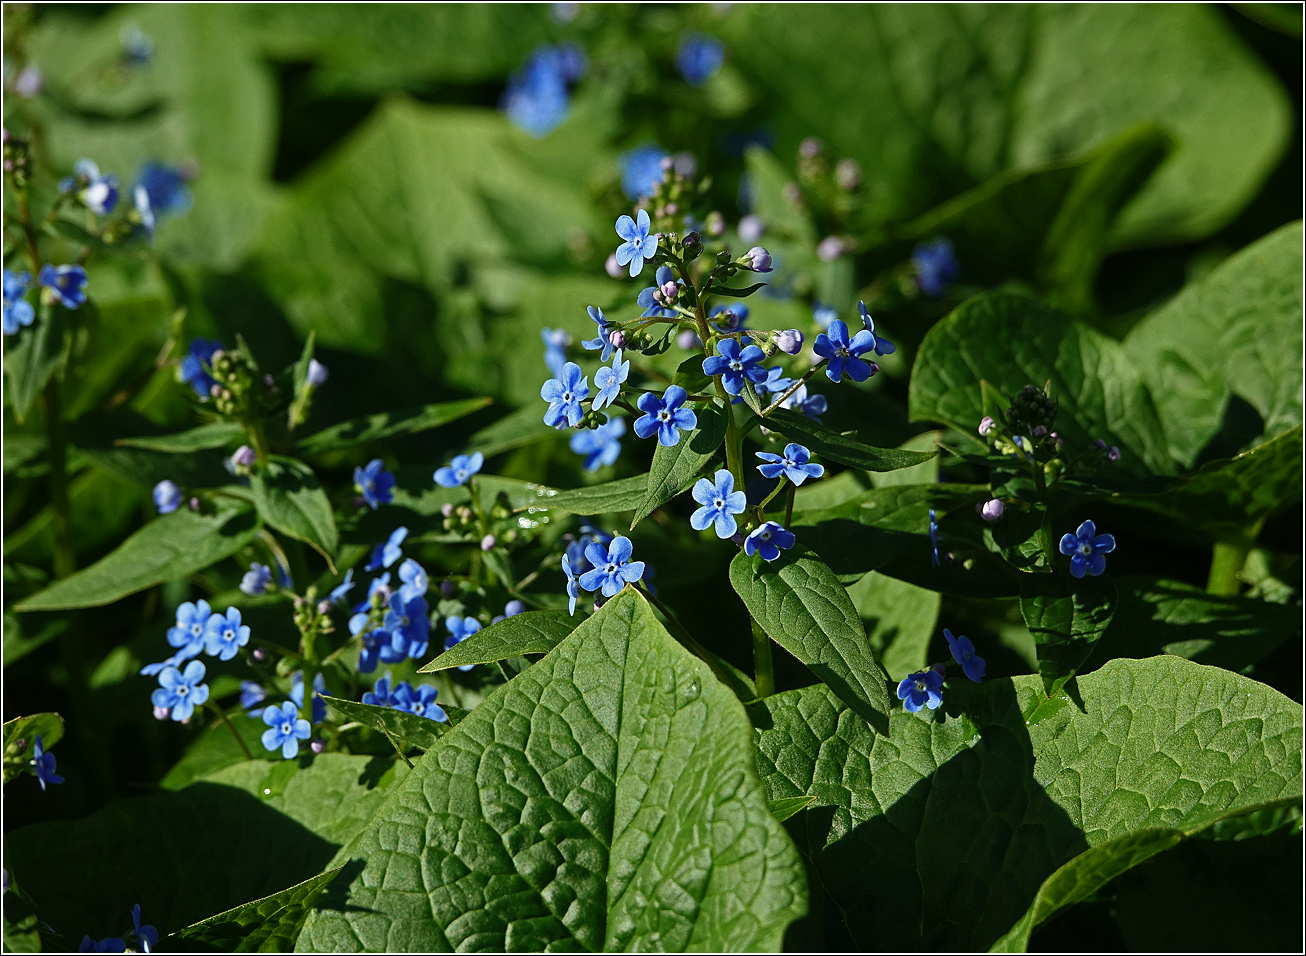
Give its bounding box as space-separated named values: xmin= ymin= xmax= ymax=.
xmin=751 ymin=617 xmax=775 ymax=698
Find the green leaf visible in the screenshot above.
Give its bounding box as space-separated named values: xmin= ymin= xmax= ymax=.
xmin=296 ymin=397 xmax=492 ymax=455
xmin=530 ymin=475 xmax=649 ymax=516
xmin=1019 ymin=574 xmax=1118 ymax=699
xmin=159 ymin=711 xmax=269 ymax=791
xmin=13 ymin=508 xmax=260 ymax=612
xmin=630 ymin=398 xmax=728 ymax=530
xmin=846 ymin=571 xmax=941 ymax=681
xmin=4 ymin=305 xmax=64 ymax=425
xmin=3 ymin=713 xmax=65 ymax=784
xmin=769 ymin=795 xmax=817 ymax=824
xmin=170 ymin=867 xmax=345 ymax=953
xmin=114 ymin=422 xmax=246 ymax=453
xmin=730 ymin=546 xmax=891 ymax=735
xmin=762 ymin=407 xmax=938 ymax=472
xmin=713 ymin=281 xmax=770 ymax=298
xmin=249 ymin=457 xmax=339 ymax=568
xmin=298 ymin=588 xmax=807 ymax=951
xmin=322 ymin=696 xmax=459 ymax=753
xmin=908 ymin=293 xmax=1173 ymax=475
xmin=750 ymin=657 xmax=1303 ymax=950
xmin=418 ymin=609 xmax=576 ymax=672
xmin=459 ymin=404 xmax=556 ymax=458
xmin=1125 ymin=222 xmax=1303 ymax=467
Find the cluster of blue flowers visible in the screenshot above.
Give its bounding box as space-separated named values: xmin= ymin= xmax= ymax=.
xmin=561 ymin=526 xmax=647 ymax=615
xmin=2 ymin=264 xmax=89 ymax=336
xmin=362 ymin=673 xmax=448 ymax=723
xmin=501 ymin=43 xmax=588 ymax=137
xmin=141 ymin=600 xmax=256 ymax=722
xmin=897 ymin=628 xmax=986 ymax=713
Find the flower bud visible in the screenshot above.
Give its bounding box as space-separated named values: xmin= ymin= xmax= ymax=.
xmin=1107 ymin=446 xmax=1121 ymax=462
xmin=799 ymin=136 xmax=823 ymax=159
xmin=660 ymin=280 xmax=678 ymax=301
xmin=310 ymin=739 xmax=325 ymax=754
xmin=834 ymin=157 xmax=862 ymax=191
xmin=232 ymin=444 xmax=257 ymax=468
xmin=977 ymin=499 xmax=1005 ymax=523
xmin=1094 ymin=439 xmax=1107 ymax=450
xmin=677 ymin=329 xmax=699 ymax=350
xmin=663 ymin=202 xmax=679 ymax=217
xmin=867 ymin=361 xmax=880 ymax=377
xmin=440 ymin=579 xmax=456 ymax=596
xmin=263 ymin=373 xmax=275 ymax=389
xmin=440 ymin=502 xmax=454 ymax=518
xmin=306 ymin=359 xmax=328 ymax=386
xmin=481 ymin=534 xmax=496 ymax=551
xmin=187 ymin=497 xmax=201 ymax=512
xmin=604 ymin=253 xmax=624 ymax=278
xmin=978 ymin=416 xmax=996 ymax=437
xmin=504 ymin=599 xmax=526 ymax=617
xmin=608 ymin=329 xmax=626 ymax=349
xmin=252 ymin=647 xmax=266 ymax=662
xmin=681 ymin=232 xmax=702 ymax=258
xmin=742 ymin=246 xmax=772 ymax=273
xmin=704 ymin=211 xmax=725 ymax=237
xmin=317 ymin=599 xmax=331 ymax=615
xmin=1032 ymin=425 xmax=1047 ymax=438
xmin=153 ymin=706 xmax=171 ymax=721
xmin=816 ymin=235 xmax=846 ymax=262
xmin=775 ymin=329 xmax=803 ymax=355
xmin=738 ymin=214 xmax=765 ymax=243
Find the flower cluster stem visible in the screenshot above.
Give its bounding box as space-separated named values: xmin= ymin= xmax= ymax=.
xmin=1207 ymin=538 xmax=1251 ymax=596
xmin=750 ymin=618 xmax=775 ymax=698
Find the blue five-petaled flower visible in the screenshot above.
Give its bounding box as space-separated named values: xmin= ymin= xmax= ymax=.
xmin=614 ymin=209 xmax=659 ymax=278
xmin=434 ymin=452 xmax=483 ymax=488
xmin=756 ymin=443 xmax=824 ymax=486
xmin=37 ymin=264 xmax=89 ymax=310
xmin=178 ymin=338 xmax=222 ymax=399
xmin=355 ymin=459 xmax=395 ymax=509
xmin=1059 ymin=520 xmax=1116 ymax=578
xmin=913 ymin=237 xmax=960 ymax=298
xmin=592 ymin=350 xmax=630 ymax=411
xmin=582 ymin=305 xmax=616 ymax=362
xmin=367 ymin=526 xmax=408 ymax=571
xmin=633 ymin=385 xmax=697 ymax=446
xmin=261 ymin=701 xmax=311 ymax=759
xmin=813 ymin=319 xmax=878 ymax=384
xmin=702 ymin=338 xmax=768 ymax=396
xmin=167 ymin=599 xmax=212 ymax=657
xmin=398 ymin=558 xmax=428 ymax=602
xmin=390 ymin=682 xmax=449 ymax=722
xmin=444 ymin=616 xmax=481 ymax=672
xmin=856 ymin=300 xmax=896 ymax=356
xmin=153 ymin=479 xmax=182 ymax=515
xmin=579 ymin=536 xmax=645 ymax=596
xmin=31 ymin=734 xmax=63 ymax=790
xmin=690 ymin=469 xmax=748 ymax=539
xmin=386 ymin=592 xmax=431 ymax=659
xmin=944 ymin=628 xmax=985 ymax=682
xmin=897 ymin=669 xmax=944 ymax=713
xmin=151 ymin=660 xmax=209 ymax=722
xmin=3 ymin=269 xmax=35 ymax=336
xmin=541 ymin=362 xmax=590 ymax=429
xmin=203 ymin=606 xmax=250 ymax=661
xmin=744 ymin=521 xmax=796 ymax=562
xmin=570 ymin=415 xmax=625 ymax=472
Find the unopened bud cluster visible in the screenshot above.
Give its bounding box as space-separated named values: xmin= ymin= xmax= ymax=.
xmin=208 ymin=346 xmax=276 ymax=418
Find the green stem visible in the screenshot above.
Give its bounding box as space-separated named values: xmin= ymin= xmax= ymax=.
xmin=208 ymin=702 xmax=255 ymax=761
xmin=750 ymin=618 xmax=775 ymax=698
xmin=689 ymin=271 xmax=745 ymax=491
xmin=756 ymin=475 xmax=789 ymax=516
xmin=1207 ymin=539 xmax=1251 ymax=596
xmin=1031 ymin=461 xmax=1055 ymax=570
xmin=784 ymin=484 xmax=795 ymax=527
xmin=41 ymin=377 xmax=76 ymax=579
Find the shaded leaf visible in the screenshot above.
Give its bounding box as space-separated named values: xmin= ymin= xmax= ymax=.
xmin=115 ymin=422 xmax=246 ymax=454
xmin=170 ymin=867 xmax=344 ymax=953
xmin=322 ymin=696 xmax=461 ymax=753
xmin=630 ymin=399 xmax=728 ymax=530
xmin=762 ymin=407 xmax=938 ymax=473
xmin=418 ymin=610 xmax=576 ymax=672
xmin=1020 ymin=574 xmax=1117 ymax=698
xmin=249 ymin=457 xmax=339 ymax=567
xmin=528 ymin=475 xmax=648 ymax=517
xmin=296 ymin=397 xmax=492 ymax=455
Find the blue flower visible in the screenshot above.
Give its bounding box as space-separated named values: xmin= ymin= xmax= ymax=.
xmin=328 ymin=569 xmax=355 ymax=604
xmin=390 ymin=682 xmax=448 ymax=722
xmin=614 ymin=208 xmax=659 ymax=278
xmin=744 ymin=521 xmax=796 ymax=562
xmin=633 ymin=386 xmax=697 ymax=446
xmin=398 ymin=558 xmax=428 ymax=603
xmin=504 ymin=599 xmax=526 ymax=618
xmin=139 ymin=650 xmax=193 ymax=678
xmin=37 ymin=264 xmax=88 ymax=309
xmin=386 ymin=592 xmax=431 ymax=660
xmin=502 ymin=46 xmax=574 ymax=137
xmin=812 ymin=302 xmax=837 ymax=329
xmin=134 ymin=162 xmax=192 ymax=218
xmin=366 ymin=526 xmax=408 ymax=571
xmin=30 ymin=734 xmax=63 ymax=791
xmin=581 ymin=305 xmax=616 ymax=362
xmin=70 ymin=159 xmax=119 ymax=215
xmin=780 ymin=383 xmax=827 ymax=422
xmin=355 ymin=459 xmax=395 ymax=509
xmin=178 ymin=338 xmax=222 ymax=399
xmin=813 ymin=319 xmax=878 ymax=384
xmin=897 ymin=669 xmax=944 ymax=712
xmin=79 ymin=936 xmax=125 ymax=953
xmin=620 ymin=143 xmax=668 ymax=201
xmin=592 ymin=349 xmax=630 ymax=410
xmin=167 ymin=599 xmax=212 ymax=657
xmin=240 ymin=563 xmax=272 ymax=596
xmin=354 ymin=572 xmax=391 ymax=614
xmin=434 ymin=453 xmax=483 ymax=488
xmin=570 ymin=415 xmax=625 ymax=472
xmin=239 ymin=680 xmax=267 ymax=715
xmin=702 ymin=338 xmax=768 ymax=396
xmin=203 ymin=606 xmax=250 ymax=661
xmin=260 ymin=701 xmax=310 ymax=759
xmin=541 ymin=327 xmax=571 ymax=377
xmin=676 ymin=33 xmax=724 ymax=86
xmin=362 ymin=673 xmax=395 ymax=707
xmin=855 ymin=300 xmax=896 ymax=355
xmin=562 ymin=553 xmax=582 ymax=615
xmin=756 ymin=443 xmax=824 ymax=486
xmin=637 ymin=266 xmax=680 ymax=318
xmin=2 ymin=269 xmax=35 ymax=336
xmin=356 ymin=621 xmax=402 ymax=674
xmin=928 ymin=508 xmax=940 ymax=567
xmin=151 ymin=660 xmax=209 ymax=722
xmin=129 ymin=904 xmax=158 ymax=954
xmin=1059 ymin=520 xmax=1116 ymax=578
xmin=690 ymin=469 xmax=748 ymax=538
xmin=444 ymin=616 xmax=481 ymax=672
xmin=758 ymin=366 xmax=794 ymax=396
xmin=913 ymin=237 xmax=960 ymax=297
xmin=541 ymin=362 xmax=589 ymax=429
xmin=153 ymin=479 xmax=182 ymax=515
xmin=945 ymin=628 xmax=985 ymax=682
xmin=578 ymin=535 xmax=645 ymax=597
xmin=120 ymin=21 xmax=153 ymax=65
xmin=290 ymin=671 xmax=328 ymax=725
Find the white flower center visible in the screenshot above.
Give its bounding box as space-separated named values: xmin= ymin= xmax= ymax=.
xmin=280 ymin=722 xmax=292 ymax=735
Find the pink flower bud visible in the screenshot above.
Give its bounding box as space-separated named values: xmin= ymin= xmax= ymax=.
xmin=775 ymin=329 xmax=803 ymax=355
xmin=480 ymin=534 xmax=496 ymax=551
xmin=978 ymin=416 xmax=996 ymax=437
xmin=1032 ymin=425 xmax=1048 ymax=438
xmin=252 ymin=647 xmax=266 ymax=662
xmin=977 ymin=499 xmax=1005 ymax=522
xmin=660 ymin=280 xmax=678 ymax=300
xmin=609 ymin=329 xmax=626 ymax=348
xmin=1107 ymin=446 xmax=1121 ymax=462
xmin=604 ymin=253 xmax=624 ymax=279
xmin=231 ymin=445 xmax=257 ymax=468
xmin=310 ymin=739 xmax=325 ymax=754
xmin=738 ymin=214 xmax=765 ymax=243
xmin=677 ymin=329 xmax=700 ymax=350
xmin=153 ymin=706 xmax=171 ymax=721
xmin=187 ymin=497 xmax=201 ymax=512
xmin=817 ymin=236 xmax=846 ymax=262
xmin=317 ymin=600 xmax=331 ymax=615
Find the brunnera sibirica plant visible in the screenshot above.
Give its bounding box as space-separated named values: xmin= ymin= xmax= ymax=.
xmin=2 ymin=4 xmax=1302 ymax=954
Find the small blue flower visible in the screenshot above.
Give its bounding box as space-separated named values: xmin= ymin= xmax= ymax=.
xmin=541 ymin=362 xmax=590 ymax=429
xmin=240 ymin=563 xmax=272 ymax=596
xmin=355 ymin=459 xmax=395 ymax=510
xmin=367 ymin=526 xmax=409 ymax=571
xmin=276 ymin=562 xmax=293 ymax=589
xmin=434 ymin=453 xmax=483 ymax=488
xmin=690 ymin=469 xmax=748 ymax=539
xmin=913 ymin=237 xmax=960 ymax=297
xmin=398 ymin=558 xmax=428 ymax=603
xmin=151 ymin=660 xmax=210 ymax=722
xmin=120 ymin=21 xmax=153 ymax=65
xmin=541 ymin=327 xmax=571 ymax=377
xmin=30 ymin=734 xmax=63 ymax=791
xmin=306 ymin=359 xmax=328 ymax=386
xmin=637 ymin=266 xmax=680 ymax=318
xmin=928 ymin=508 xmax=940 ymax=567
xmin=504 ymin=599 xmax=526 ymax=618
xmin=562 ymin=553 xmax=581 ymax=616
xmin=444 ymin=616 xmax=481 ymax=672
xmin=79 ymin=936 xmax=125 ymax=953
xmin=386 ymin=592 xmax=431 ymax=660
xmin=945 ymin=628 xmax=985 ymax=682
xmin=178 ymin=338 xmax=222 ymax=399
xmin=167 ymin=599 xmax=212 ymax=656
xmin=134 ymin=162 xmax=192 ymax=218
xmin=702 ymin=338 xmax=768 ymax=396
xmin=2 ymin=269 xmax=35 ymax=336
xmin=756 ymin=443 xmax=824 ymax=486
xmin=502 ymin=46 xmax=574 ymax=137
xmin=592 ymin=349 xmax=630 ymax=411
xmin=139 ymin=650 xmax=193 ymax=678
xmin=362 ymin=672 xmax=395 ymax=707
xmin=578 ymin=535 xmax=645 ymax=597
xmin=1059 ymin=520 xmax=1116 ymax=578
xmin=290 ymin=671 xmax=328 ymax=725
xmin=813 ymin=319 xmax=878 ymax=384
xmin=633 ymin=386 xmax=697 ymax=446
xmin=354 ymin=572 xmax=391 ymax=614
xmin=69 ymin=159 xmax=119 ymax=216
xmin=203 ymin=606 xmax=250 ymax=661
xmin=129 ymin=904 xmax=158 ymax=954
xmin=153 ymin=479 xmax=182 ymax=515
xmin=676 ymin=33 xmax=724 ymax=86
xmin=744 ymin=521 xmax=796 ymax=562
xmin=391 ymin=681 xmax=449 ymax=722
xmin=897 ymin=669 xmax=944 ymax=712
xmin=37 ymin=264 xmax=88 ymax=310
xmin=260 ymin=701 xmax=310 ymax=759
xmin=570 ymin=415 xmax=625 ymax=472
xmin=239 ymin=680 xmax=267 ymax=715
xmin=620 ymin=143 xmax=668 ymax=201
xmin=614 ymin=208 xmax=659 ymax=278
xmin=328 ymin=569 xmax=355 ymax=604
xmin=355 ymin=615 xmax=405 ymax=674
xmin=780 ymin=383 xmax=828 ymax=422
xmin=812 ymin=301 xmax=837 ymax=329
xmin=758 ymin=366 xmax=794 ymax=396
xmin=582 ymin=305 xmax=616 ymax=362
xmin=856 ymin=300 xmax=895 ymax=355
